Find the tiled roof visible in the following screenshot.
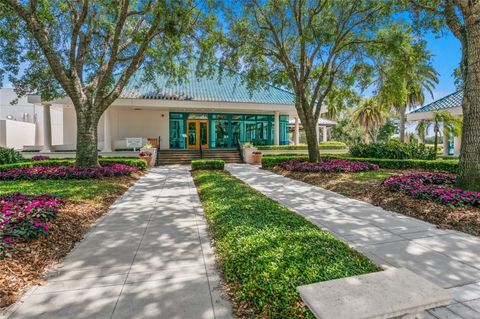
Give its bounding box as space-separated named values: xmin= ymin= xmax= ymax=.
xmin=120 ymin=67 xmax=295 ymax=105
xmin=410 ymin=90 xmax=462 ymax=114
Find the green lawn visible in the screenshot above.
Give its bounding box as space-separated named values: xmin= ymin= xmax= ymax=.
xmin=0 ymin=179 xmax=126 ymax=201
xmin=193 ymin=170 xmax=379 ymax=318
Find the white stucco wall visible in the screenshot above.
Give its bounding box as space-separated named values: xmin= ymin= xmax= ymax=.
xmin=0 ymin=119 xmax=36 ymax=149
xmin=64 ymin=107 xmax=169 ymax=150
xmin=0 ymin=88 xmax=64 ymax=146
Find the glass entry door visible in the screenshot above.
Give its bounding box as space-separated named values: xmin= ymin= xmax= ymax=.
xmin=186 ymin=120 xmax=208 ymax=149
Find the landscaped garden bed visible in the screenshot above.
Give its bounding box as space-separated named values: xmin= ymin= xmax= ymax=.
xmin=267 ymin=160 xmax=480 ymax=237
xmin=193 ymin=170 xmax=379 ymax=318
xmin=0 ymin=167 xmax=143 ymax=308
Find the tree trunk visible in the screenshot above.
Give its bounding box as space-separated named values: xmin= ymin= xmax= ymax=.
xmin=364 ymin=123 xmax=369 ymax=144
xmin=302 ymin=113 xmax=321 ymax=163
xmin=399 ymin=105 xmax=406 ymax=143
xmin=433 ymin=125 xmax=439 ymax=159
xmin=456 ymin=22 xmax=480 ymax=191
xmin=75 ymin=108 xmax=101 ymax=167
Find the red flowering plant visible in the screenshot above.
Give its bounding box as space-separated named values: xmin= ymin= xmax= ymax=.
xmin=0 ymin=163 xmax=138 ymax=181
xmin=1 ymin=193 xmax=65 ymax=258
xmin=383 ymin=173 xmax=480 ymax=207
xmin=278 ymin=158 xmax=379 ymax=173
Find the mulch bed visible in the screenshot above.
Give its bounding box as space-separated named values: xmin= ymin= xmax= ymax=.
xmin=267 ymin=167 xmax=480 ymax=237
xmin=0 ymin=174 xmax=141 ymax=309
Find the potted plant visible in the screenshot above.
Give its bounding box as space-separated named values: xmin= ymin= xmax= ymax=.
xmin=139 ymin=150 xmax=153 ymax=167
xmin=251 ymin=151 xmax=262 ymax=165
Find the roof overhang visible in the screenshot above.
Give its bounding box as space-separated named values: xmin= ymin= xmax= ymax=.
xmin=407 ymin=106 xmax=463 ymax=121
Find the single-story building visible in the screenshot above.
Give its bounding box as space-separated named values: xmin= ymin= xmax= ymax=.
xmin=407 ymin=90 xmax=462 ymax=156
xmin=25 ymin=67 xmax=334 ymax=156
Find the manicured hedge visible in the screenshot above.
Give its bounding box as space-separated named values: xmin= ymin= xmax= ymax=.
xmin=193 ymin=171 xmax=378 ymax=318
xmin=257 ymin=141 xmax=347 ymax=150
xmin=191 ymin=160 xmax=224 ymax=170
xmin=349 ymin=141 xmax=436 ymax=160
xmin=0 ymin=158 xmax=147 ymax=171
xmin=261 ymin=154 xmax=459 ymax=173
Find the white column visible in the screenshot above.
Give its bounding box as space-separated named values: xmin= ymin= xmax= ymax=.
xmin=41 ymin=104 xmax=52 ymax=152
xmin=316 ymin=121 xmax=320 ymax=144
xmin=102 ymin=107 xmax=112 ymax=152
xmin=274 ymin=111 xmax=280 ymax=145
xmin=294 ymin=117 xmax=300 ymax=145
xmin=442 ymin=123 xmax=449 ymax=156
xmin=454 ymin=135 xmax=461 ymax=157
xmin=322 ymin=126 xmax=328 ymax=142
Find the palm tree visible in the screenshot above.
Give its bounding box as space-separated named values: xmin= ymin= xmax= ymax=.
xmin=416 ymin=119 xmax=430 ymax=144
xmin=352 ymin=98 xmax=386 ymax=144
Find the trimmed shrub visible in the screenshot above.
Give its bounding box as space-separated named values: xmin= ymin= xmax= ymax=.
xmin=279 ymin=158 xmax=378 ymax=173
xmin=349 ymin=141 xmax=436 ymax=160
xmin=383 ymin=173 xmax=480 ymax=207
xmin=261 ymin=154 xmax=458 ymax=173
xmin=0 ymin=147 xmax=23 ymax=165
xmin=191 ymin=160 xmax=225 ymax=170
xmin=1 ymin=193 xmax=65 ymax=259
xmin=0 ymin=158 xmax=147 ymax=171
xmin=257 ymin=141 xmax=347 ymax=150
xmin=0 ymin=164 xmax=138 ymax=181
xmin=193 ymin=171 xmax=378 ymax=318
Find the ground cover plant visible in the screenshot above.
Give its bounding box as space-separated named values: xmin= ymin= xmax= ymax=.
xmin=1 ymin=194 xmax=65 ymax=259
xmin=279 ymin=158 xmax=378 ymax=173
xmin=193 ymin=170 xmax=379 ymax=318
xmin=0 ymin=173 xmax=141 ymax=308
xmin=0 ymin=163 xmax=138 ymax=181
xmin=383 ymin=173 xmax=480 ymax=207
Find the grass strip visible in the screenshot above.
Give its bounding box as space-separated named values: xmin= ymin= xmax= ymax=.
xmin=193 ymin=170 xmax=379 ymax=318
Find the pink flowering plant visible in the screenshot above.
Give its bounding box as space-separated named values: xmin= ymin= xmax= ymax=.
xmin=278 ymin=158 xmax=379 ymax=173
xmin=139 ymin=151 xmax=152 ymax=157
xmin=0 ymin=163 xmax=138 ymax=181
xmin=1 ymin=193 xmax=65 ymax=258
xmin=383 ymin=173 xmax=480 ymax=207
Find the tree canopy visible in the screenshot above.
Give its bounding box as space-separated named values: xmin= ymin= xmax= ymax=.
xmin=0 ymin=0 xmax=220 ymax=166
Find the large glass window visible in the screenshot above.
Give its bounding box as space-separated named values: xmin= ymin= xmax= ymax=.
xmin=211 ymin=119 xmax=229 ymax=148
xmin=169 ymin=113 xmax=185 ymax=149
xmin=280 ymin=115 xmax=289 ymax=145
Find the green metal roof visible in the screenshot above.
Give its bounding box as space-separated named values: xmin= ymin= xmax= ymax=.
xmin=410 ymin=90 xmax=462 ymax=114
xmin=120 ymin=67 xmax=295 ymax=105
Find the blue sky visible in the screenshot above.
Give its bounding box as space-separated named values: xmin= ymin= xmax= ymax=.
xmin=422 ymin=31 xmax=461 ymax=104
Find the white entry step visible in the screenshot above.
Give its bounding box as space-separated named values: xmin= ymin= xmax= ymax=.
xmin=297 ymin=268 xmax=452 ymax=319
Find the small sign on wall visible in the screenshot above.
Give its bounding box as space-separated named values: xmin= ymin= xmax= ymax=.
xmin=126 ymin=137 xmax=143 ymax=151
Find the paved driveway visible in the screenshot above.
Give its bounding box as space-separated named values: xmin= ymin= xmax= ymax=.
xmin=1 ymin=166 xmax=232 ymax=319
xmin=227 ymin=164 xmax=480 ymax=319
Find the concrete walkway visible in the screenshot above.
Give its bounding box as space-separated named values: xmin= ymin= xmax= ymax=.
xmin=227 ymin=164 xmax=480 ymax=319
xmin=2 ymin=166 xmax=232 ymax=319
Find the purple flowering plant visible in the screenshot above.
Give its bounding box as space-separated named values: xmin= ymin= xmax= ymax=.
xmin=278 ymin=158 xmax=379 ymax=173
xmin=0 ymin=163 xmax=138 ymax=181
xmin=1 ymin=193 xmax=65 ymax=258
xmin=383 ymin=173 xmax=480 ymax=207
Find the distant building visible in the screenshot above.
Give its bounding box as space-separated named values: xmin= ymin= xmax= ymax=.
xmin=407 ymin=91 xmax=462 ymax=156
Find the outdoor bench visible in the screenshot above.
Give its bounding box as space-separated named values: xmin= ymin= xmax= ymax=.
xmin=297 ymin=267 xmax=452 ymax=319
